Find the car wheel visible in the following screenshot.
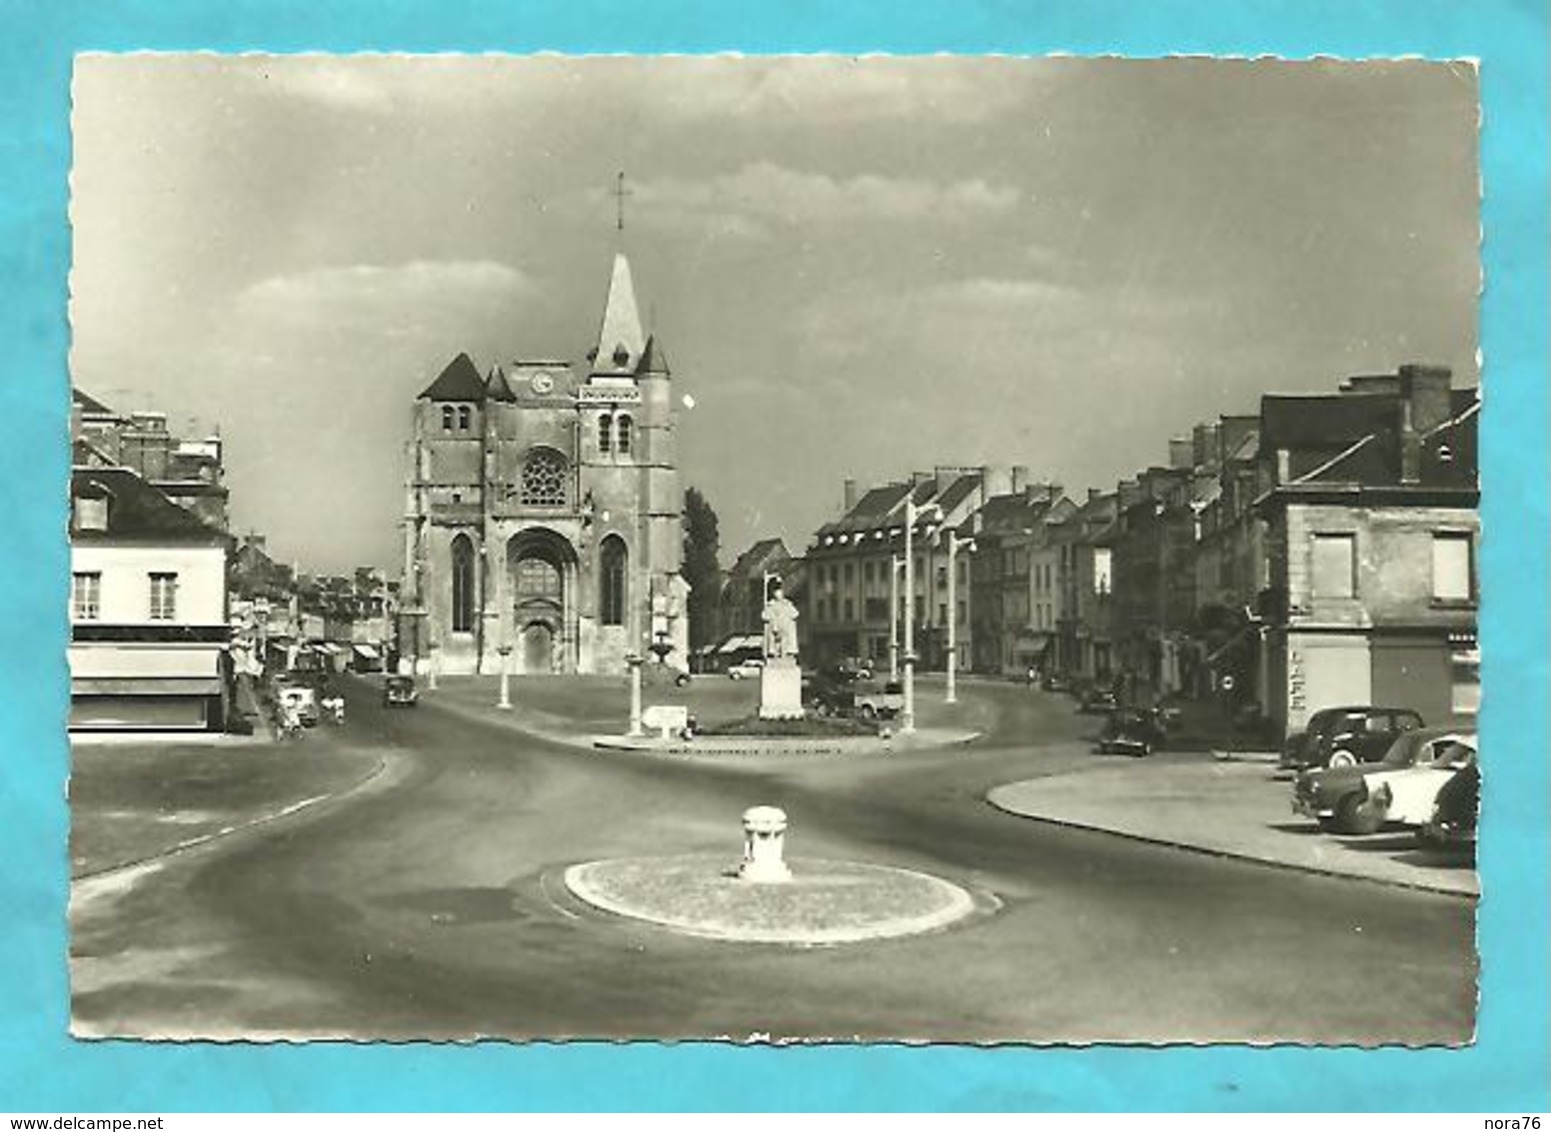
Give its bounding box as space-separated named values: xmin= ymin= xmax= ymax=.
xmin=859 ymin=704 xmax=877 ymax=721
xmin=1327 ymin=749 xmax=1358 ymax=769
xmin=675 ymin=673 xmax=690 ymax=687
xmin=1139 ymin=742 xmax=1152 ymax=757
xmin=1337 ymin=793 xmax=1384 ymax=836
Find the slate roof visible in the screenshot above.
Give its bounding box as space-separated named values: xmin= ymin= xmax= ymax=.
xmin=1260 ymin=392 xmax=1398 ymax=449
xmin=417 ymin=352 xmax=488 ymax=401
xmin=485 ymin=365 xmax=517 ymax=402
xmin=636 ymin=335 xmax=669 ymax=376
xmin=72 ymin=467 xmax=226 ymax=544
xmin=816 ymin=482 xmax=914 ymax=536
xmin=934 ymin=473 xmax=983 ymax=516
xmin=72 ymin=388 xmax=122 ymax=417
xmin=727 ymin=538 xmax=790 ymax=579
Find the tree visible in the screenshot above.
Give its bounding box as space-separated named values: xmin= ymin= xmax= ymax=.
xmin=681 ymin=487 xmax=723 ymax=649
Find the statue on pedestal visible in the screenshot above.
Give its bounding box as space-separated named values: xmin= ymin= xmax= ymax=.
xmin=758 ymin=577 xmax=803 ymax=720
xmin=762 ymin=579 xmax=800 ymax=661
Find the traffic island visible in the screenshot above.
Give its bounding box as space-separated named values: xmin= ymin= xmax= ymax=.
xmin=563 ymin=854 xmax=978 ymax=944
xmin=591 ymin=726 xmax=980 ymax=756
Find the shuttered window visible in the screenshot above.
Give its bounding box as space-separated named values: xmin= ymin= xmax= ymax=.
xmin=1432 ymin=533 xmax=1473 ymax=602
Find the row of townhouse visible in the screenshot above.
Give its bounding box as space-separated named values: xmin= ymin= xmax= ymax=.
xmin=791 ymin=363 xmax=1477 ymax=740
xmin=1075 ymin=363 xmax=1480 ymax=739
xmin=800 ymin=466 xmax=1061 ymax=674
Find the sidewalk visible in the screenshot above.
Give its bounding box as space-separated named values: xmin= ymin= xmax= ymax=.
xmin=988 ymin=757 xmax=1477 ymax=897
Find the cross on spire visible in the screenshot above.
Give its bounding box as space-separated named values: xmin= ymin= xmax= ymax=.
xmin=612 ymin=170 xmax=632 ymax=233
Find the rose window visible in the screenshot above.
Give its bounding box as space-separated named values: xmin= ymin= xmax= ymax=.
xmin=519 ymin=448 xmax=568 ymax=507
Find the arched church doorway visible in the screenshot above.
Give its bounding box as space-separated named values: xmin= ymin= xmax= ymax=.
xmin=506 ymin=528 xmax=577 ymax=674
xmin=520 ymin=621 xmax=554 ymax=674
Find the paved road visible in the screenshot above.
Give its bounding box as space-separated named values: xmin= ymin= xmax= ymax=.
xmin=71 ymin=677 xmax=1475 ymax=1044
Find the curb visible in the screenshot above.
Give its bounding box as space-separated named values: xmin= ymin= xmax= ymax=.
xmin=591 ymin=729 xmax=984 ymax=757
xmin=984 ymin=790 xmax=1477 ymax=899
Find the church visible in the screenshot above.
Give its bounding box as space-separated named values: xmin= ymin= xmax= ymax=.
xmin=399 ymin=251 xmax=688 ymax=677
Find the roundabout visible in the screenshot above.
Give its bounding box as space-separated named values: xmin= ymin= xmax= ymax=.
xmin=563 ymin=853 xmax=979 ymax=945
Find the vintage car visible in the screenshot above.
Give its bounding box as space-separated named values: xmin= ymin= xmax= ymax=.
xmin=1078 ymin=686 xmax=1119 ymax=714
xmin=1278 ymin=705 xmax=1425 ymax=771
xmin=1096 ymin=707 xmax=1166 ymax=757
xmin=382 ymin=674 xmax=419 ymax=707
xmin=1359 ymin=733 xmax=1477 ymax=831
xmin=1292 ymin=727 xmax=1470 ymax=834
xmin=726 ymin=658 xmax=765 ymax=680
xmin=277 ymin=684 xmax=320 ymax=727
xmin=852 ymin=680 xmax=905 ymax=721
xmin=1420 ymin=761 xmax=1480 ymax=846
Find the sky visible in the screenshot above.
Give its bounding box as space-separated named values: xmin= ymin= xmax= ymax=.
xmin=69 ymin=55 xmax=1480 ymax=574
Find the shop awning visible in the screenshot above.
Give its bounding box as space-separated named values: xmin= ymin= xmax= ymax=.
xmin=352 ymin=644 xmax=381 ymax=659
xmin=72 ymin=677 xmax=222 ymax=696
xmin=717 ymin=634 xmax=762 ymax=655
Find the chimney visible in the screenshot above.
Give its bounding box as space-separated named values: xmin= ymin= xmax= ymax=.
xmin=1168 ymin=437 xmax=1194 ymax=470
xmin=842 ymin=478 xmax=858 ymax=512
xmin=1010 ymin=465 xmax=1029 ymax=494
xmin=1276 ymin=448 xmax=1291 ymax=484
xmin=981 ymin=464 xmax=1012 ymax=499
xmin=1087 ymin=487 xmax=1101 ymax=503
xmin=1399 ymin=364 xmax=1453 ymax=434
xmin=1398 ymin=365 xmax=1451 ymax=484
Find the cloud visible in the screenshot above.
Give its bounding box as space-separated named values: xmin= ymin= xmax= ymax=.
xmin=644 ymin=56 xmax=1045 ymax=124
xmin=562 ymin=161 xmax=1020 ymax=239
xmin=239 ymin=58 xmax=397 ymax=112
xmin=238 ymin=259 xmax=536 ymax=323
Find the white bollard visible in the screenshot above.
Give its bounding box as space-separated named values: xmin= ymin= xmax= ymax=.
xmin=739 ymin=805 xmax=792 ymax=883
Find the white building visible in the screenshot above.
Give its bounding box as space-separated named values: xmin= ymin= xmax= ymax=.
xmin=69 ymin=467 xmax=230 ymax=730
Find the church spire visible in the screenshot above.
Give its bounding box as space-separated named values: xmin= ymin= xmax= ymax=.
xmin=591 ymin=252 xmax=648 ymax=376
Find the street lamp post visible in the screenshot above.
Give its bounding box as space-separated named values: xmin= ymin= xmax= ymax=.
xmin=888 ymin=555 xmax=902 ymax=682
xmin=901 ymin=499 xmax=941 ymax=734
xmin=944 ymin=530 xmax=977 ymax=705
xmin=497 ymin=643 xmax=512 ymax=709
xmin=626 ymin=652 xmax=645 ymax=736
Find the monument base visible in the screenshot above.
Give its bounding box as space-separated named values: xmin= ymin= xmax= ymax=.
xmin=758 ymin=658 xmax=804 ymax=720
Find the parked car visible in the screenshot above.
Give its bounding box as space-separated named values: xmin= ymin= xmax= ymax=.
xmin=1078 ymin=687 xmax=1118 ymax=714
xmin=1278 ymin=705 xmax=1425 ymax=771
xmin=803 ymin=674 xmax=856 ymax=717
xmin=1292 ymin=726 xmax=1470 ymax=834
xmin=727 ymin=658 xmax=764 ymax=680
xmin=1096 ymin=707 xmax=1166 ymax=757
xmin=853 ymin=680 xmax=905 ymax=721
xmin=1359 ymin=733 xmax=1477 ymax=831
xmin=1420 ymin=760 xmax=1480 ymax=846
xmin=382 ymin=675 xmax=419 ymax=707
xmin=278 ymin=684 xmax=320 ymax=727
xmin=1042 ymin=672 xmax=1072 ymax=693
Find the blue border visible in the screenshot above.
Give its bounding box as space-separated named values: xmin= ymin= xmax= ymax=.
xmin=1 ymin=0 xmax=1545 ymax=1113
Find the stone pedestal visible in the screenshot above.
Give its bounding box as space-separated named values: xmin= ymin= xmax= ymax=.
xmin=758 ymin=657 xmax=803 ymax=720
xmin=739 ymin=805 xmax=791 ymax=883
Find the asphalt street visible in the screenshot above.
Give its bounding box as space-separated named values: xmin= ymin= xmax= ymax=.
xmin=70 ymin=677 xmax=1476 ymax=1044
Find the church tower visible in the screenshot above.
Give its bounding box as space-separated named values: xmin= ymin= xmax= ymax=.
xmin=400 ymin=251 xmax=684 ymax=678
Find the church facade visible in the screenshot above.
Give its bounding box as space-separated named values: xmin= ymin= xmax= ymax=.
xmin=399 ymin=253 xmax=687 ymax=677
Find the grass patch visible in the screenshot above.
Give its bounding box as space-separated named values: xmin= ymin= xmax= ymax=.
xmin=698 ymin=713 xmax=876 ymax=738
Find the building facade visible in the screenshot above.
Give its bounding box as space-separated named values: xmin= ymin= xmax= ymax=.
xmin=1256 ymin=365 xmax=1480 ymax=737
xmin=400 ymin=253 xmax=686 ymax=677
xmin=69 ymin=467 xmax=230 ymax=730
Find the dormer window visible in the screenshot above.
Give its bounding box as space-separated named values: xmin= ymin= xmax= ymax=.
xmin=442 ymin=406 xmax=456 ymax=431
xmin=612 ymin=343 xmax=630 ymax=367
xmin=75 ymin=493 xmax=109 ymax=533
xmin=457 ymin=405 xmax=472 ymax=431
